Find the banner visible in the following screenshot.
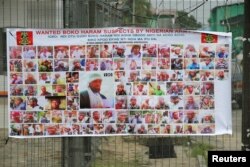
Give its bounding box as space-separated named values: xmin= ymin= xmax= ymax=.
xmin=7 ymin=28 xmax=232 ymax=137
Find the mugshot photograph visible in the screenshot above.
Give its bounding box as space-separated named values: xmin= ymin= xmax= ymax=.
xmin=77 ymin=111 xmax=90 ymax=123
xmin=9 ymin=59 xmax=22 ymax=72
xmin=103 ymin=110 xmax=116 ymax=123
xmin=169 ymin=111 xmax=183 ymax=124
xmin=184 ymin=58 xmax=200 ymax=69
xmin=185 ymin=70 xmax=200 ymax=81
xmin=155 ymin=96 xmax=169 ymax=110
xmin=67 ymin=83 xmax=79 ymax=96
xmin=70 ymin=59 xmax=85 ymax=71
xmin=148 ymin=82 xmax=165 ymax=96
xmin=142 ymin=70 xmax=156 ymax=82
xmin=23 ymin=111 xmax=37 ymax=123
xmin=45 ymin=97 xmax=66 ymax=110
xmin=10 ymin=97 xmax=26 ymax=110
xmin=10 ymin=73 xmax=23 ymax=84
xmin=200 ymin=58 xmax=214 ymax=70
xmin=67 ymin=97 xmax=79 ymax=110
xmin=10 ymin=111 xmax=23 ymax=123
xmin=167 ymin=82 xmax=183 ymax=96
xmin=157 ymin=71 xmax=169 ymax=81
xmin=105 ymin=124 xmax=117 ymax=134
xmin=100 ymin=44 xmax=112 ymax=58
xmin=85 ymin=59 xmax=99 ymax=71
xmin=100 ymin=59 xmax=113 ymax=71
xmin=142 ymin=57 xmax=157 ymax=70
xmin=44 ymin=124 xmax=60 ymax=136
xmin=117 ymin=110 xmax=129 ymax=123
xmin=158 ymin=44 xmax=170 ymax=58
xmin=38 ymin=59 xmax=53 ymax=72
xmin=23 ymin=65 xmax=36 ymax=80
xmin=171 ymin=45 xmax=183 ymax=58
xmin=216 ymin=44 xmax=229 ymax=58
xmin=24 ymin=85 xmax=37 ymax=96
xmin=87 ymin=45 xmax=99 ymax=58
xmin=160 ymin=124 xmax=171 ymax=134
xmin=51 ymin=110 xmax=63 ymax=123
xmin=10 ymin=85 xmax=23 ymax=96
xmin=127 ymin=71 xmax=140 ymax=82
xmin=127 ymin=44 xmax=142 ymax=59
xmin=39 ymin=85 xmax=52 ymax=96
xmin=168 ymin=96 xmax=183 ymax=110
xmin=66 ymin=72 xmax=79 ymax=83
xmin=112 ymin=45 xmax=126 ymax=58
xmin=115 ymin=96 xmax=127 ymax=109
xmin=200 ymin=70 xmax=214 ymax=81
xmin=52 ymin=72 xmax=66 ymax=84
xmin=200 ymin=96 xmax=214 ymax=110
xmin=183 ymin=111 xmax=199 ymax=124
xmin=91 ymin=110 xmax=103 ymax=124
xmin=9 ymin=46 xmax=22 ymax=59
xmin=142 ymin=44 xmax=157 ymax=57
xmin=38 ymin=111 xmax=51 ymax=124
xmin=184 ymin=96 xmax=199 ymax=110
xmin=38 ymin=46 xmax=53 ymax=59
xmin=22 ymin=46 xmax=36 ymax=59
xmin=52 ymin=84 xmax=66 ymax=96
xmin=114 ymin=71 xmax=126 ymax=83
xmin=184 ymin=44 xmax=198 ymax=58
xmin=128 ymin=96 xmax=140 ymax=109
xmin=113 ymin=58 xmax=125 ymax=70
xmin=61 ymin=125 xmax=73 ymax=135
xmin=148 ymin=125 xmax=160 ymax=134
xmin=215 ymin=70 xmax=228 ymax=80
xmin=199 ymin=45 xmax=215 ymax=58
xmin=171 ymin=58 xmax=183 ymax=70
xmin=133 ymin=82 xmax=147 ymax=96
xmin=70 ymin=45 xmax=85 ymax=58
xmin=126 ymin=59 xmax=141 ymax=70
xmin=80 ymin=73 xmax=113 ymax=109
xmin=184 ymin=124 xmax=197 ymax=134
xmin=54 ymin=59 xmax=69 ymax=71
xmin=115 ymin=82 xmax=127 ymax=95
xmin=158 ymin=58 xmax=170 ymax=69
xmin=39 ymin=73 xmax=51 ymax=84
xmin=54 ymin=46 xmax=69 ymax=59
xmin=26 ymin=97 xmax=44 ymax=111
xmin=215 ymin=58 xmax=229 ymax=69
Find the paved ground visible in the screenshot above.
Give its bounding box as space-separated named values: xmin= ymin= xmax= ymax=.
xmin=0 ymin=110 xmax=242 ymax=167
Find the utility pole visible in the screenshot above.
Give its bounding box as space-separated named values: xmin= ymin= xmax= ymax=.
xmin=242 ymin=0 xmax=250 ymax=151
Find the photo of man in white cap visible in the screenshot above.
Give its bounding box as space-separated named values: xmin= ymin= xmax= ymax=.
xmin=80 ymin=73 xmax=107 ymax=108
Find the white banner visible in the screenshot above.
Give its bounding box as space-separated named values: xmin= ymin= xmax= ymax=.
xmin=7 ymin=28 xmax=232 ymax=138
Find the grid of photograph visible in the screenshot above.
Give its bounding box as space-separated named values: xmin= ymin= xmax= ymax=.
xmin=8 ymin=43 xmax=229 ymax=136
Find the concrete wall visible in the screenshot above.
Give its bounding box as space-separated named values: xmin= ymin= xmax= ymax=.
xmin=0 ymin=75 xmax=8 ymax=128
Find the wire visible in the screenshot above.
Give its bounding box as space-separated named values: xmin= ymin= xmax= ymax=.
xmin=175 ymin=0 xmax=207 ymax=21
xmin=99 ymin=0 xmax=156 ymax=21
xmin=224 ymin=0 xmax=231 ymax=32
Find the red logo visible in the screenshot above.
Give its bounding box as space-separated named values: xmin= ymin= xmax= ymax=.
xmin=201 ymin=33 xmax=218 ymax=43
xmin=16 ymin=31 xmax=33 ymax=45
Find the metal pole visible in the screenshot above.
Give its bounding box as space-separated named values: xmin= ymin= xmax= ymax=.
xmin=132 ymin=0 xmax=135 ymax=25
xmin=62 ymin=1 xmax=92 ymax=167
xmin=242 ymin=0 xmax=250 ymax=151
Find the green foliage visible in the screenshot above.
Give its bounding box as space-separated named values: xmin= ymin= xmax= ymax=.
xmin=190 ymin=143 xmax=214 ymax=162
xmin=175 ymin=11 xmax=202 ymax=29
xmin=123 ymin=0 xmax=152 ymax=26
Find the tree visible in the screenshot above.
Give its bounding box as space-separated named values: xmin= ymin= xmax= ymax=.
xmin=123 ymin=0 xmax=152 ymax=26
xmin=175 ymin=11 xmax=202 ymax=29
